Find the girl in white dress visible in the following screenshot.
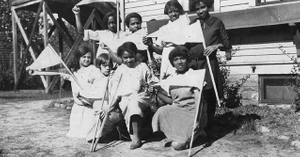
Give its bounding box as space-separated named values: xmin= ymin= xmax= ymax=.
xmin=109 ymin=42 xmax=154 ymax=149
xmin=61 ymin=45 xmax=102 ymax=138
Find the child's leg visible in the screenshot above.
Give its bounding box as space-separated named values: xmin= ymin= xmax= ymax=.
xmin=129 ymin=115 xmax=142 ymax=149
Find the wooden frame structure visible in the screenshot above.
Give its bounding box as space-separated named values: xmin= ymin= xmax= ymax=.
xmin=12 ymin=0 xmax=118 ymax=93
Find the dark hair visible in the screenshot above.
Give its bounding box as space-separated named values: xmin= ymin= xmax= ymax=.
xmin=96 ymin=53 xmax=113 ymax=69
xmin=164 ymin=0 xmax=185 ymax=15
xmin=168 ymin=46 xmax=190 ymax=66
xmin=125 ymin=12 xmax=142 ymax=28
xmin=189 ymin=0 xmax=214 ymax=11
xmin=70 ymin=45 xmax=93 ymax=72
xmin=117 ymin=42 xmax=138 ymax=57
xmin=103 ymin=11 xmax=122 ymax=29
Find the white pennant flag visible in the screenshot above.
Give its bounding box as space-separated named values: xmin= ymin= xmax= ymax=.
xmin=155 ymin=69 xmax=206 ymax=94
xmin=147 ymin=18 xmax=204 ymax=45
xmin=77 ymin=0 xmax=116 ymax=6
xmin=26 ymin=45 xmax=61 ymax=71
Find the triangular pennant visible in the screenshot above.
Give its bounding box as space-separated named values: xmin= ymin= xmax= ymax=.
xmin=121 ymin=29 xmax=148 ymax=50
xmin=155 ymin=69 xmax=206 ymax=94
xmin=147 ymin=17 xmax=204 ymax=45
xmin=26 ymin=45 xmax=61 ymax=71
xmin=77 ymin=0 xmax=116 ymax=6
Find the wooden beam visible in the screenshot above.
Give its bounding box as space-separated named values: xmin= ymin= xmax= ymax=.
xmin=13 ymin=0 xmax=41 ymax=9
xmin=43 ymin=0 xmax=50 ymax=93
xmin=45 ymin=3 xmax=73 ymax=48
xmin=12 ymin=7 xmax=18 ymax=91
xmin=48 ymin=24 xmax=57 ymax=38
xmin=47 ymin=11 xmax=96 ymax=91
xmin=11 ymin=7 xmax=48 ymax=89
xmin=120 ymin=0 xmax=125 ymax=31
xmin=57 ymin=17 xmax=74 ymax=44
xmin=93 ymin=10 xmax=105 ymax=29
xmin=15 ymin=1 xmax=43 ymax=91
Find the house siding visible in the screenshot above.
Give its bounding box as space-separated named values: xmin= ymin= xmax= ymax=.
xmin=124 ymin=0 xmax=299 ymax=105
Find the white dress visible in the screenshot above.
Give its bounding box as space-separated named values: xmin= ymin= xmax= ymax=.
xmin=110 ymin=62 xmax=153 ymax=133
xmin=66 ymin=65 xmax=102 ymax=138
xmin=154 ymin=14 xmax=190 ymax=80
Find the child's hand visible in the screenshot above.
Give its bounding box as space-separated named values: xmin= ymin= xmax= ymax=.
xmin=60 ymin=73 xmax=70 ymax=80
xmin=143 ymin=36 xmax=152 ymax=46
xmin=204 ymin=45 xmax=218 ymax=56
xmin=95 ymin=110 xmax=106 ymax=119
xmin=72 ymin=5 xmax=80 ymax=15
xmin=100 ymin=43 xmax=111 ymax=51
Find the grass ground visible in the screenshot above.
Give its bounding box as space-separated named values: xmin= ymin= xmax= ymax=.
xmin=1 ymin=90 xmax=300 ymax=156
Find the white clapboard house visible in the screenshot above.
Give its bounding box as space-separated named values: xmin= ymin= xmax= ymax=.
xmin=124 ymin=0 xmax=300 ymax=105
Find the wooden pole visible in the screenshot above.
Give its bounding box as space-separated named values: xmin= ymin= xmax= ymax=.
xmin=188 ymin=81 xmax=205 ymax=157
xmin=11 ymin=7 xmax=48 ymax=89
xmin=120 ymin=0 xmax=125 ymax=31
xmin=92 ymin=14 xmax=97 ymax=62
xmin=43 ymin=0 xmax=50 ymax=93
xmin=12 ymin=7 xmax=18 ymax=91
xmin=116 ymin=0 xmax=120 ymax=38
xmin=90 ymin=78 xmax=109 ymax=152
xmin=92 ymin=74 xmax=123 ymax=152
xmin=198 ymin=21 xmax=221 ymax=108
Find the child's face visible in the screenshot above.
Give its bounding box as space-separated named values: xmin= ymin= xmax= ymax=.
xmin=79 ymin=52 xmax=92 ymax=67
xmin=100 ymin=63 xmax=111 ymax=76
xmin=196 ymin=2 xmax=209 ymax=20
xmin=172 ymin=56 xmax=188 ymax=73
xmin=167 ymin=6 xmax=180 ymax=22
xmin=107 ymin=16 xmax=117 ymax=33
xmin=121 ymin=51 xmax=136 ymax=68
xmin=128 ymin=17 xmax=141 ymax=33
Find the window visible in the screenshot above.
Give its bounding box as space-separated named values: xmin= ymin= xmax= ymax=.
xmin=259 ymin=75 xmax=295 ymax=104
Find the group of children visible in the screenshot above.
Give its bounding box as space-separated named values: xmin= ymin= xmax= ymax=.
xmin=61 ymin=0 xmax=231 ymax=151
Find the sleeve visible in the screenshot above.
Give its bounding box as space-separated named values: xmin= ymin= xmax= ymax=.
xmin=218 ymin=20 xmax=232 ymax=51
xmin=83 ymin=29 xmax=105 ymax=41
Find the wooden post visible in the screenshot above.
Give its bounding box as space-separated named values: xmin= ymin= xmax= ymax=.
xmin=43 ymin=0 xmax=50 ymax=93
xmin=11 ymin=7 xmax=48 ymax=89
xmin=92 ymin=15 xmax=97 ymax=63
xmin=12 ymin=7 xmax=18 ymax=91
xmin=117 ymin=0 xmax=120 ymax=38
xmin=120 ymin=0 xmax=125 ymax=31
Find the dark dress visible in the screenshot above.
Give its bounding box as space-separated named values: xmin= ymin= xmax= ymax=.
xmin=188 ymin=16 xmax=232 ymax=123
xmin=152 ymin=70 xmax=207 ymax=143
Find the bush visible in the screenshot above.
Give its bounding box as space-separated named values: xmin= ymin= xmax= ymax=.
xmin=220 ymin=60 xmax=250 ymax=108
xmin=0 ymin=68 xmax=14 ymax=90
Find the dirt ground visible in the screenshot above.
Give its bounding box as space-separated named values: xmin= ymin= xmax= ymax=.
xmin=1 ymin=91 xmax=300 ymax=157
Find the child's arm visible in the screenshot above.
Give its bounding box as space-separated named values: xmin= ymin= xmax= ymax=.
xmin=72 ymin=5 xmax=83 ymax=35
xmin=143 ymin=36 xmax=163 ymax=55
xmin=100 ymin=43 xmax=122 ymax=65
xmin=156 ymin=88 xmax=172 ymax=104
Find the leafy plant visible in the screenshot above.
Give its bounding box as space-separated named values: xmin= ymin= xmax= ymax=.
xmin=220 ymin=58 xmax=250 ymax=108
xmin=280 ymin=46 xmax=300 ymax=111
